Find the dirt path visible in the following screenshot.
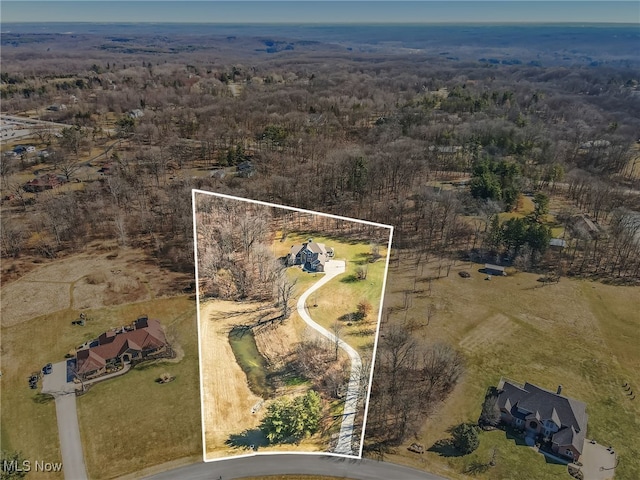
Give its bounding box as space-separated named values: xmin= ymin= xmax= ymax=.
xmin=295 ymin=260 xmax=362 ymax=456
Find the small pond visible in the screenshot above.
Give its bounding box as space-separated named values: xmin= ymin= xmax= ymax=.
xmin=228 ymin=327 xmax=274 ymax=398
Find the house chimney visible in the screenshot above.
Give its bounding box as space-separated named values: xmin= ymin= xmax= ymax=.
xmin=557 ymin=385 xmax=562 ymax=395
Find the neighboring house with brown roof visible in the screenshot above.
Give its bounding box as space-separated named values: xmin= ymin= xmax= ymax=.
xmin=287 ymin=239 xmax=334 ymax=272
xmin=23 ymin=173 xmax=67 ymax=193
xmin=496 ymin=379 xmax=588 ymax=461
xmin=75 ymin=317 xmax=168 ymax=379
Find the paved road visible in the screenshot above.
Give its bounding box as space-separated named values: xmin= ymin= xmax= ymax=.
xmin=1 ymin=114 xmax=71 ymax=129
xmin=144 ymin=455 xmax=445 ymax=480
xmin=296 ymin=260 xmax=363 ymax=456
xmin=42 ymin=360 xmax=88 ymax=480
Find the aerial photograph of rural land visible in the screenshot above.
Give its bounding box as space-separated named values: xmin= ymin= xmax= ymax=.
xmin=194 ymin=191 xmax=392 ymax=460
xmin=1 ymin=1 xmax=639 ymax=480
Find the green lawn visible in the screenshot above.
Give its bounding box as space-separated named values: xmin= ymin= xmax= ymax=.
xmin=279 ymin=233 xmax=390 ymax=355
xmin=1 ymin=306 xmax=94 ymax=480
xmin=76 ymin=296 xmax=201 ymax=479
xmin=381 ymin=255 xmax=640 ymax=480
xmin=0 ymin=296 xmax=202 ymax=480
xmin=448 ymin=429 xmax=568 ymax=479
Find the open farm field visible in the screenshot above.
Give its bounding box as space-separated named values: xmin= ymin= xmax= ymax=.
xmin=379 ymin=253 xmax=640 ymax=480
xmin=1 ymin=247 xmax=192 ymax=326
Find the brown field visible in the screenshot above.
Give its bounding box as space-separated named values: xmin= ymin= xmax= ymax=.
xmin=378 ymin=252 xmax=640 ymax=480
xmin=200 ymin=300 xmax=266 ymax=458
xmin=1 ymin=247 xmax=191 ymax=326
xmin=200 ymin=300 xmax=325 ymax=459
xmin=253 ymin=308 xmax=301 ymax=368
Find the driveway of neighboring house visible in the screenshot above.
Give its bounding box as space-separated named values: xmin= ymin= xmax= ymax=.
xmin=296 ymin=259 xmax=363 ymax=456
xmin=579 ymin=441 xmax=617 ymax=480
xmin=42 ymin=360 xmax=88 ymax=480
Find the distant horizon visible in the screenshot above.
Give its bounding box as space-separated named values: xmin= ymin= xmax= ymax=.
xmin=1 ymin=1 xmax=638 ymax=25
xmin=2 ymin=21 xmax=639 ymax=26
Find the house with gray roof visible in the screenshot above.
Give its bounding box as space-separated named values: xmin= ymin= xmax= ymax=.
xmin=287 ymin=239 xmax=334 ymax=272
xmin=496 ymin=379 xmax=588 ymax=461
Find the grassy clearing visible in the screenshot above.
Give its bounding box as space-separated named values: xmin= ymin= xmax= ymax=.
xmin=200 ymin=300 xmax=329 ymax=459
xmin=0 ymin=310 xmax=67 ymax=479
xmin=380 ymin=254 xmax=640 ymax=480
xmin=76 ymin=296 xmax=201 ymax=479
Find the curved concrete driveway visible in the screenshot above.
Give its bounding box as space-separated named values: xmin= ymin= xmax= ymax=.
xmin=144 ymin=455 xmax=445 ymax=480
xmin=296 ymin=260 xmax=362 ymax=455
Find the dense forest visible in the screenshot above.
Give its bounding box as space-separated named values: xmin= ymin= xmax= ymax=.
xmin=2 ymin=27 xmax=639 ymax=283
xmin=2 ymin=25 xmax=639 ymax=453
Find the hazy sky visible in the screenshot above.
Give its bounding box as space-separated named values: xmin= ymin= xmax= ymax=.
xmin=1 ymin=1 xmax=639 ymax=24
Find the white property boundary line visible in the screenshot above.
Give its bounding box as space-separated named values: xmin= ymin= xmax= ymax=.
xmin=191 ymin=189 xmax=394 ymax=462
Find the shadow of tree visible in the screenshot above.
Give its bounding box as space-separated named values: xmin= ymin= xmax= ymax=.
xmin=428 ymin=439 xmax=465 ymax=457
xmin=339 ymin=275 xmax=360 ymax=284
xmin=465 ymin=459 xmax=491 ymax=474
xmin=347 ymin=327 xmax=376 ymax=337
xmin=352 ymin=252 xmax=373 ymax=265
xmin=338 ymin=311 xmax=367 ymax=322
xmin=32 ymin=393 xmax=55 ymax=404
xmin=225 ymin=429 xmax=269 ymax=451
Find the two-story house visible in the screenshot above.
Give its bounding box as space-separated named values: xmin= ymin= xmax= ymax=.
xmin=496 ymin=379 xmax=588 ymax=462
xmin=287 ymin=239 xmax=334 ymax=272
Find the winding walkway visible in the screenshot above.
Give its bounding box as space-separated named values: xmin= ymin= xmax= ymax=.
xmin=296 ymin=260 xmax=363 ymax=456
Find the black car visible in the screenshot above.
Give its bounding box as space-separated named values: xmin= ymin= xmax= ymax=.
xmin=42 ymin=363 xmax=53 ymax=375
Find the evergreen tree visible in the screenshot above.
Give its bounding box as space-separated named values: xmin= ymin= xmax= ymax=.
xmin=260 ymin=390 xmax=322 ymax=444
xmin=451 ymin=423 xmax=480 ymax=454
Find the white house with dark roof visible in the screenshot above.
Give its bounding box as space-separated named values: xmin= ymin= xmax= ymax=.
xmin=496 ymin=379 xmax=588 ymax=461
xmin=287 ymin=239 xmax=334 ymax=272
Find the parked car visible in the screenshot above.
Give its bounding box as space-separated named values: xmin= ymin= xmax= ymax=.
xmin=42 ymin=363 xmax=53 ymax=375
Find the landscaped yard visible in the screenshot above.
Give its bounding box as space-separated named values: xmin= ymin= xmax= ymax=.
xmin=1 ymin=310 xmax=66 ymax=480
xmin=379 ymin=253 xmax=640 ymax=480
xmin=276 ymin=232 xmax=390 ymax=355
xmin=76 ymin=296 xmax=201 ymax=479
xmin=1 ymin=288 xmax=202 ymax=480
